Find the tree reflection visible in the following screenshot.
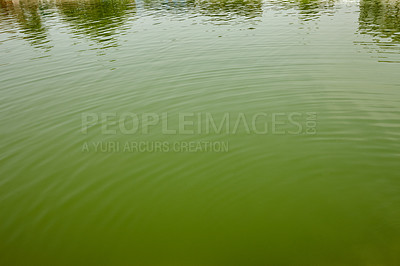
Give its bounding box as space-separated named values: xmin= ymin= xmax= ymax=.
xmin=267 ymin=0 xmax=336 ymax=21
xmin=359 ymin=0 xmax=400 ymax=43
xmin=56 ymin=0 xmax=136 ymax=47
xmin=140 ymin=0 xmax=194 ymax=12
xmin=0 ymin=0 xmax=52 ymax=49
xmin=138 ymin=0 xmax=262 ymax=20
xmin=296 ymin=0 xmax=335 ymax=20
xmin=2 ymin=0 xmax=399 ymax=54
xmin=195 ymin=0 xmax=263 ymax=19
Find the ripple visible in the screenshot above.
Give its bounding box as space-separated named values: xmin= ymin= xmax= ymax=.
xmin=1 ymin=0 xmax=400 ymax=264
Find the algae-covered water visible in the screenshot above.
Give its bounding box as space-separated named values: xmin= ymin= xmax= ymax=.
xmin=1 ymin=0 xmax=400 ymax=264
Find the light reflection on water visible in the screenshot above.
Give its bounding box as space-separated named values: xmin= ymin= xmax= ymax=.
xmin=0 ymin=0 xmax=400 ymax=57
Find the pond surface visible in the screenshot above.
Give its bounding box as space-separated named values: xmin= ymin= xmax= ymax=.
xmin=1 ymin=0 xmax=400 ymax=264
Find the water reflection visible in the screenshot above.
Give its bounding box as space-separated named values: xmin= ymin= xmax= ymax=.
xmin=0 ymin=0 xmax=264 ymax=49
xmin=138 ymin=0 xmax=262 ymax=20
xmin=359 ymin=0 xmax=400 ymax=42
xmin=266 ymin=0 xmax=337 ymax=21
xmin=194 ymin=0 xmax=263 ymax=20
xmin=1 ymin=0 xmax=400 ymax=62
xmin=358 ymin=0 xmax=400 ymax=62
xmin=295 ymin=0 xmax=336 ymax=20
xmin=139 ymin=0 xmax=195 ymax=13
xmin=0 ymin=0 xmax=52 ymax=49
xmin=56 ymin=0 xmax=136 ymax=47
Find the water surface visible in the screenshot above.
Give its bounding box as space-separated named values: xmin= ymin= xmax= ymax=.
xmin=1 ymin=0 xmax=400 ymax=264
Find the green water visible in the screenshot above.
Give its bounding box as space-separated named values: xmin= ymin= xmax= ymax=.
xmin=1 ymin=0 xmax=400 ymax=264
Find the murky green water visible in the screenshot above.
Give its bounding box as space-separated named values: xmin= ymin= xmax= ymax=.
xmin=1 ymin=0 xmax=400 ymax=264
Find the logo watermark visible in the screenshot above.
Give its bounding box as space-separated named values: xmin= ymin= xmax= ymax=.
xmin=81 ymin=112 xmax=318 ymax=135
xmin=80 ymin=112 xmax=317 ymax=153
xmin=81 ymin=141 xmax=229 ymax=153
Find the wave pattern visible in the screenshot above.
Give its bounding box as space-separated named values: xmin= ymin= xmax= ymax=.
xmin=1 ymin=0 xmax=400 ymax=265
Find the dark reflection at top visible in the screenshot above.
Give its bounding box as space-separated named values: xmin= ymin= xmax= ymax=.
xmin=358 ymin=0 xmax=400 ymax=62
xmin=359 ymin=0 xmax=400 ymax=43
xmin=194 ymin=0 xmax=263 ymax=20
xmin=139 ymin=0 xmax=194 ymax=12
xmin=0 ymin=0 xmax=52 ymax=50
xmin=266 ymin=0 xmax=337 ymax=21
xmin=56 ymin=0 xmax=136 ymax=48
xmin=295 ymin=0 xmax=335 ymax=20
xmin=137 ymin=0 xmax=262 ymax=21
xmin=3 ymin=0 xmax=399 ymax=62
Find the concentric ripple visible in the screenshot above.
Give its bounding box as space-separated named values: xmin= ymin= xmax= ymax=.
xmin=1 ymin=0 xmax=400 ymax=265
